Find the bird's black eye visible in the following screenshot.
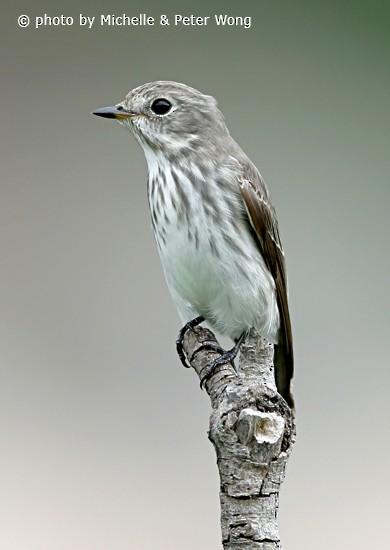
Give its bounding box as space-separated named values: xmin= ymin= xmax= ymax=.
xmin=151 ymin=98 xmax=172 ymax=115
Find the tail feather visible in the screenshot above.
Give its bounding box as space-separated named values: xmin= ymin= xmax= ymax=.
xmin=274 ymin=340 xmax=295 ymax=410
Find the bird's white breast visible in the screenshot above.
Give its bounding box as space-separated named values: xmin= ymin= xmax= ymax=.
xmin=145 ymin=150 xmax=280 ymax=343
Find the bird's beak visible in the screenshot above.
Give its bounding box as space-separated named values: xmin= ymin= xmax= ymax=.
xmin=92 ymin=105 xmax=132 ymax=120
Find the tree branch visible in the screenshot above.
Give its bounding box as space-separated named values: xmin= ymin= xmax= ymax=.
xmin=182 ymin=326 xmax=296 ymax=549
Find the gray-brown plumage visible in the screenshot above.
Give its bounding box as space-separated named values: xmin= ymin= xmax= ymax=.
xmin=93 ymin=81 xmax=294 ymax=408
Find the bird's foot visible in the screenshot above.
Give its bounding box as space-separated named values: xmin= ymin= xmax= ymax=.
xmin=176 ymin=315 xmax=205 ymax=368
xmin=199 ymin=344 xmax=239 ymax=389
xmin=199 ymin=333 xmax=245 ymax=389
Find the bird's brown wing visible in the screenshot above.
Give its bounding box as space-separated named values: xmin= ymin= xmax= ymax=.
xmin=240 ymin=173 xmax=294 ymax=407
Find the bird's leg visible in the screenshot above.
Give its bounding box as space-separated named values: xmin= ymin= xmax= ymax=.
xmin=176 ymin=315 xmax=205 ymax=368
xmin=199 ymin=332 xmax=246 ymax=389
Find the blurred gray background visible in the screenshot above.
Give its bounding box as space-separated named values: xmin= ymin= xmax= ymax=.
xmin=1 ymin=1 xmax=389 ymax=548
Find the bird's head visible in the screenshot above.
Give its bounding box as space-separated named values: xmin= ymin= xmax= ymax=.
xmin=92 ymin=81 xmax=228 ymax=156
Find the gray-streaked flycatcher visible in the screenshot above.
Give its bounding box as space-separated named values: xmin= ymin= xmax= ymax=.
xmin=93 ymin=81 xmax=294 ymax=408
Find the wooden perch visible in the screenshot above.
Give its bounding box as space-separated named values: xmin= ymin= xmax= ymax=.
xmin=182 ymin=326 xmax=296 ymax=549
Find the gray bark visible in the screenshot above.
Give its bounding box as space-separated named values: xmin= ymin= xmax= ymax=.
xmin=182 ymin=326 xmax=296 ymax=549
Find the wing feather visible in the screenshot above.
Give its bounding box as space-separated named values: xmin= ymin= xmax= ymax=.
xmin=240 ymin=173 xmax=294 ymax=407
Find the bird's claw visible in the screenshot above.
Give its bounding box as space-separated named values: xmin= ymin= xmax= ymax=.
xmin=199 ymin=344 xmax=240 ymax=389
xmin=176 ymin=315 xmax=205 ymax=368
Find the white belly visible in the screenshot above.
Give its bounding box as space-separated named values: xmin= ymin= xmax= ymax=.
xmin=147 ymin=158 xmax=280 ymax=343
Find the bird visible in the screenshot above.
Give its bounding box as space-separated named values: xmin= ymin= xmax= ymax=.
xmin=92 ymin=81 xmax=294 ymax=408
